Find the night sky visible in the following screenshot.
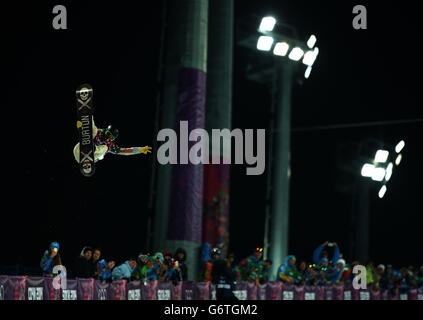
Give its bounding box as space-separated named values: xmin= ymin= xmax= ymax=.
xmin=2 ymin=0 xmax=422 ymax=272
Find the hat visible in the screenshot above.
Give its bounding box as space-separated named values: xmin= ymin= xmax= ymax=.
xmin=320 ymin=257 xmax=329 ymax=263
xmin=377 ymin=264 xmax=385 ymax=271
xmin=138 ymin=254 xmax=149 ymax=261
xmin=49 ymin=242 xmax=60 ymax=250
xmin=336 ymin=259 xmax=346 ymax=267
xmin=155 ymin=252 xmax=164 ymax=263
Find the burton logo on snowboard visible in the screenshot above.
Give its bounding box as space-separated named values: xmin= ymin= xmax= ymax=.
xmin=76 ymin=84 xmax=95 ymax=177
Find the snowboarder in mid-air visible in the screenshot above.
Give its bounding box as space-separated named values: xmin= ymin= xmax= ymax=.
xmin=73 ymin=119 xmax=152 ymax=165
xmin=74 ymin=84 xmax=151 ymax=177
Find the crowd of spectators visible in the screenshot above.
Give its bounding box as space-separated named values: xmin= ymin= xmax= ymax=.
xmin=39 ymin=240 xmax=423 ymax=295
xmin=39 ymin=242 xmax=188 ymax=285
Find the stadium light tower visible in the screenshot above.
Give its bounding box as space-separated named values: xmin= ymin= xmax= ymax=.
xmin=238 ymin=15 xmax=319 ymax=280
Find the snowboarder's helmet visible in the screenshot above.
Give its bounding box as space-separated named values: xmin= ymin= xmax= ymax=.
xmin=105 ymin=125 xmax=119 ymax=141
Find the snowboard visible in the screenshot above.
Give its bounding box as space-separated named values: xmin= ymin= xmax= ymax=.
xmin=76 ymin=84 xmax=95 ymax=177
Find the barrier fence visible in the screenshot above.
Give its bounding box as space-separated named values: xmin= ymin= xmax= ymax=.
xmin=0 ymin=276 xmax=422 ymax=300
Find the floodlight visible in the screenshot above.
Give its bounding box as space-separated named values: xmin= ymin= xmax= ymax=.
xmin=374 ymin=150 xmax=389 ymax=163
xmin=307 ymin=35 xmax=317 ymax=48
xmin=378 ymin=185 xmax=387 ymax=198
xmin=259 ymin=17 xmax=276 ymax=32
xmin=395 ymin=154 xmax=402 ymax=165
xmin=302 ymin=47 xmax=319 ymax=66
xmin=257 ymin=36 xmax=274 ymax=51
xmin=304 ymin=66 xmax=312 ymax=79
xmin=273 ymin=42 xmax=290 ymax=56
xmin=395 ymin=140 xmax=405 ymax=153
xmin=361 ymin=163 xmax=375 ymax=177
xmin=385 ymin=163 xmax=393 ymax=181
xmin=288 ymin=47 xmax=304 ymax=61
xmin=371 ymin=167 xmax=386 ymax=181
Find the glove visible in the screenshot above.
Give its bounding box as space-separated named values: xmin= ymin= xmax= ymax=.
xmin=109 ymin=144 xmax=120 ymax=154
xmin=139 ymin=146 xmax=152 ymax=154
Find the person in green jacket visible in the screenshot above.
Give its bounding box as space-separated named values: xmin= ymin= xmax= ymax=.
xmin=131 ymin=254 xmax=149 ymax=281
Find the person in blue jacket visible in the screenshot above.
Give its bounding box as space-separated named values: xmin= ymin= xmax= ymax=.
xmin=276 ymin=255 xmax=302 ymax=284
xmin=313 ymin=241 xmax=340 ymax=270
xmin=111 ymin=258 xmax=137 ymax=280
xmin=40 ymin=241 xmax=62 ymax=277
xmin=97 ymin=259 xmax=116 ymax=281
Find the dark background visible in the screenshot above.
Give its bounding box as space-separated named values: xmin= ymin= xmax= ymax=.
xmin=1 ymin=0 xmax=422 ymax=271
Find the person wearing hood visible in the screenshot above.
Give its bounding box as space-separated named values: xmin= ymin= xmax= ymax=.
xmin=111 ymin=258 xmax=137 ymax=280
xmin=40 ymin=242 xmax=62 ymax=277
xmin=73 ymin=246 xmax=93 ymax=278
xmin=96 ymin=259 xmax=116 ymax=281
xmin=175 ymin=248 xmax=188 ymax=281
xmin=277 ymin=255 xmax=302 ymax=284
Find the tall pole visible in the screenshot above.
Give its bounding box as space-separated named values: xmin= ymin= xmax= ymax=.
xmin=153 ymin=0 xmax=209 ymax=281
xmin=355 ymin=181 xmax=370 ymax=263
xmin=268 ymin=60 xmax=293 ymax=280
xmin=203 ymin=0 xmax=233 ymax=258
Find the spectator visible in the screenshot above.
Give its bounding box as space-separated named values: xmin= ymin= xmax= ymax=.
xmin=397 ymin=267 xmax=414 ymax=294
xmin=326 ymin=259 xmax=345 ymax=284
xmin=276 ymin=255 xmax=302 ymax=284
xmin=111 ymin=258 xmax=137 ymax=280
xmin=146 ymin=256 xmax=158 ymax=281
xmin=365 ymin=261 xmax=375 ymax=286
xmin=416 ymin=266 xmax=423 ymax=289
xmin=74 ymin=246 xmax=93 ymax=278
xmin=165 ymin=259 xmax=182 ymax=285
xmin=200 ymin=244 xmax=220 ymax=282
xmin=238 ymin=247 xmax=263 ymax=283
xmin=131 ymin=254 xmax=149 ymax=281
xmin=304 ymin=263 xmax=318 ymax=286
xmin=312 ymin=241 xmax=340 ymax=270
xmin=89 ymin=248 xmax=102 ymax=278
xmin=155 ymin=252 xmax=168 ymax=281
xmin=374 ymin=264 xmax=386 ymax=289
xmin=97 ymin=259 xmax=115 ymax=281
xmin=40 ymin=241 xmax=62 ymax=277
xmin=341 ymin=260 xmax=360 ymax=283
xmin=226 ymin=252 xmax=241 ymax=281
xmin=175 ymin=248 xmax=188 ymax=281
xmin=259 ymin=259 xmax=273 ymax=284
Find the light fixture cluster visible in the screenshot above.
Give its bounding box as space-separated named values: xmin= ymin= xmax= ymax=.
xmin=256 ymin=16 xmax=319 ymax=79
xmin=360 ymin=140 xmax=405 ymax=198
